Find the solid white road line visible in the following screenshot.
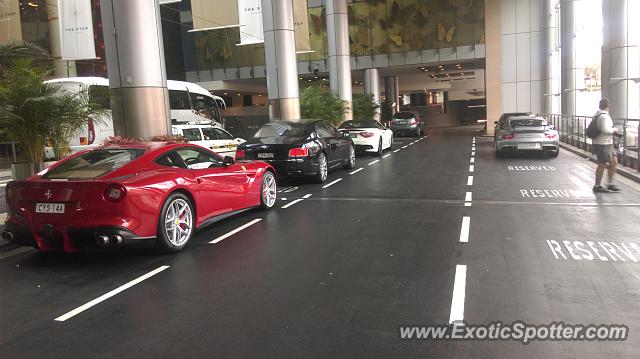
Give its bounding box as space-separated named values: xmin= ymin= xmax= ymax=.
xmin=459 ymin=217 xmax=470 ymax=243
xmin=280 ymin=199 xmax=305 ymax=209
xmin=470 ymin=158 xmax=475 ymax=163
xmin=465 ymin=192 xmax=473 ymax=202
xmin=469 ymin=165 xmax=475 ymax=172
xmin=368 ymin=159 xmax=380 ymax=166
xmin=449 ymin=265 xmax=467 ymax=323
xmin=349 ymin=168 xmax=364 ymax=175
xmin=467 ymin=176 xmax=473 ymax=186
xmin=322 ymin=178 xmax=343 ymax=188
xmin=303 ymin=194 xmax=312 ymax=199
xmin=54 ymin=266 xmax=170 ymax=322
xmin=210 ymin=218 xmax=263 ymax=243
xmin=382 ymin=153 xmax=391 ymax=158
xmin=393 ymin=149 xmax=400 ymax=153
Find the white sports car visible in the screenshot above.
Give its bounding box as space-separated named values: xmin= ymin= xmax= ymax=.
xmin=339 ymin=120 xmax=394 ymax=156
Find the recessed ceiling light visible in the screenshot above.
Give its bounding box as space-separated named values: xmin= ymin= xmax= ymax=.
xmin=237 ymin=93 xmax=241 ymax=96
xmin=223 ymin=92 xmax=228 ymax=95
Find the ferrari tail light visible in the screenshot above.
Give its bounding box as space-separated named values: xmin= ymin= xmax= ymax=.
xmin=235 ymin=149 xmax=245 ymax=159
xmin=502 ymin=134 xmax=514 ymax=140
xmin=104 ymin=184 xmax=126 ymax=202
xmin=410 ymin=119 xmax=417 ymax=125
xmin=288 ymin=147 xmax=309 ymax=157
xmin=545 ymin=133 xmax=557 ymax=139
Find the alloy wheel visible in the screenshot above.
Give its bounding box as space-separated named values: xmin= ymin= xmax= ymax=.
xmin=164 ymin=198 xmax=193 ymax=247
xmin=319 ymin=153 xmax=328 ymax=182
xmin=262 ymin=171 xmax=277 ymax=208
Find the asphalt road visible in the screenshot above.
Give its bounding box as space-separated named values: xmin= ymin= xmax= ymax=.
xmin=1 ymin=126 xmax=639 ymax=358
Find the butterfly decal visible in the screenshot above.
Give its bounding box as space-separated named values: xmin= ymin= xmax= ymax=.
xmin=438 ymin=24 xmax=456 ymax=43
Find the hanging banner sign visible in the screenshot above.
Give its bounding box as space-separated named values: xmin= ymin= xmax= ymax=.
xmin=293 ymin=0 xmax=311 ymax=53
xmin=237 ymin=0 xmax=263 ymax=45
xmin=58 ymin=0 xmax=96 ymax=60
xmin=0 ymin=0 xmax=22 ymax=44
xmin=190 ymin=0 xmax=240 ymax=32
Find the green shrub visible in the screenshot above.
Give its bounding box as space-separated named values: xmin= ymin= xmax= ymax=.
xmin=352 ymin=93 xmax=379 ymax=121
xmin=300 ymin=85 xmax=346 ymax=125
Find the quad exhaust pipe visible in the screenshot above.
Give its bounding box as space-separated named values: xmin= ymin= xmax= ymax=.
xmin=96 ymin=234 xmax=124 ymax=247
xmin=1 ymin=231 xmax=14 ymax=242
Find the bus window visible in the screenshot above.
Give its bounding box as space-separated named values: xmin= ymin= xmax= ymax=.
xmin=169 ymin=90 xmax=191 ymax=110
xmin=190 ymin=93 xmax=220 ymax=122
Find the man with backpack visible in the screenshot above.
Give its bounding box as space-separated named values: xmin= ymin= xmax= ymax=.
xmin=590 ymin=98 xmax=621 ymax=193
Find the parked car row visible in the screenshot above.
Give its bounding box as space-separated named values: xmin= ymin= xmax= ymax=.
xmin=4 ymin=117 xmax=418 ymax=255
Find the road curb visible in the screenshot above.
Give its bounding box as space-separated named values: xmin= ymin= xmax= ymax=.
xmin=559 ymin=143 xmax=640 ymax=184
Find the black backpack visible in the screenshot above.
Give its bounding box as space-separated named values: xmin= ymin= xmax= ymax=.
xmin=586 ymin=114 xmax=601 ymax=138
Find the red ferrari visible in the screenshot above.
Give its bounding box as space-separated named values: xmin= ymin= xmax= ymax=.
xmin=2 ymin=142 xmax=277 ymax=253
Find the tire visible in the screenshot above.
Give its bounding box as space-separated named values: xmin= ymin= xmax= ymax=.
xmin=313 ymin=152 xmax=328 ymax=183
xmin=416 ymin=127 xmax=421 ymax=137
xmin=259 ymin=170 xmax=277 ymax=210
xmin=376 ymin=138 xmax=383 ymax=156
xmin=389 ymin=135 xmax=393 ymax=150
xmin=344 ymin=144 xmax=356 ymax=169
xmin=551 ymin=148 xmax=559 ymax=158
xmin=494 ymin=142 xmax=503 ymax=158
xmin=156 ymin=192 xmax=194 ymax=253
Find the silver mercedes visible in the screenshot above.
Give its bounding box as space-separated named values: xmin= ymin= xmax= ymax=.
xmin=494 ymin=115 xmax=559 ymax=157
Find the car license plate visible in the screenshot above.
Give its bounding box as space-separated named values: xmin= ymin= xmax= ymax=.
xmin=35 ymin=203 xmax=65 ymax=214
xmin=257 ymin=153 xmax=274 ymax=159
xmin=517 ymin=143 xmax=541 ymax=150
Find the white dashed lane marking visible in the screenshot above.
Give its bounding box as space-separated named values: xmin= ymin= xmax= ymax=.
xmin=281 ymin=199 xmax=305 ymax=209
xmin=54 ymin=266 xmax=171 ymax=322
xmin=459 ymin=217 xmax=470 ymax=243
xmin=449 ymin=265 xmax=467 ymax=323
xmin=322 ymin=178 xmax=343 ymax=188
xmin=469 ymin=165 xmax=475 ymax=173
xmin=368 ymin=159 xmax=380 ymax=166
xmin=467 ymin=176 xmax=473 ymax=186
xmin=349 ymin=168 xmax=364 ymax=175
xmin=210 ymin=219 xmax=263 ymax=243
xmin=382 ymin=153 xmax=391 ymax=158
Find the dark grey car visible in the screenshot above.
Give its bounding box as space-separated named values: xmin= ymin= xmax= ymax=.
xmin=390 ymin=112 xmax=425 ymax=137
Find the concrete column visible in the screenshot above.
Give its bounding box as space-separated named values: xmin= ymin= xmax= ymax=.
xmin=484 ymin=0 xmax=501 ymax=135
xmin=384 ymin=76 xmax=399 ymax=114
xmin=100 ymin=0 xmax=171 ymax=139
xmin=261 ymin=0 xmax=301 ymax=121
xmin=602 ymin=0 xmax=640 ymax=119
xmin=46 ymin=1 xmax=76 ymax=78
xmin=326 ymin=0 xmax=352 ymax=121
xmin=363 ymin=68 xmax=380 ymax=120
xmin=542 ymin=0 xmax=559 ymax=114
xmin=560 ymin=0 xmax=581 ymax=116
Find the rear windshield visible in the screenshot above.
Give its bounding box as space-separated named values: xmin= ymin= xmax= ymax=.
xmin=509 ymin=119 xmax=546 ymax=127
xmin=393 ymin=112 xmax=415 ymax=120
xmin=340 ymin=120 xmax=377 ymax=129
xmin=43 ymin=149 xmax=144 ymax=179
xmin=254 ymin=122 xmax=309 ymax=139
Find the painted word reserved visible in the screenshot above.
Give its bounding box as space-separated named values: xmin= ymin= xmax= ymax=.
xmin=547 ymin=240 xmax=640 ymax=262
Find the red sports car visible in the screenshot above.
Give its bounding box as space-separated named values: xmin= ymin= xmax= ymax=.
xmin=2 ymin=142 xmax=277 ymax=253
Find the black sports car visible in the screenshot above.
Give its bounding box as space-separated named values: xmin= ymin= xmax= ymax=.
xmin=235 ymin=120 xmax=356 ymax=183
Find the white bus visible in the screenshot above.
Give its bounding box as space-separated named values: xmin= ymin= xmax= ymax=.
xmin=44 ymin=77 xmax=226 ymax=158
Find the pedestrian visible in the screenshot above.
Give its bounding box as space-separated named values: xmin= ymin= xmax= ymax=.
xmin=592 ymin=98 xmax=622 ymax=193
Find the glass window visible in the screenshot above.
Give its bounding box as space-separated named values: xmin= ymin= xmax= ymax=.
xmin=190 ymin=93 xmax=221 ymax=121
xmin=509 ymin=118 xmax=547 ymax=127
xmin=175 ymin=148 xmax=223 ymax=170
xmin=316 ymin=123 xmax=333 ymax=138
xmin=155 ymin=152 xmax=187 ymax=169
xmin=43 ymin=149 xmax=144 ymax=179
xmin=340 ymin=120 xmax=378 ymax=129
xmin=169 ymin=90 xmax=190 ymax=110
xmin=393 ymin=112 xmax=416 ymax=120
xmin=182 ymin=128 xmax=203 ymax=141
xmin=255 ymin=122 xmax=309 ymax=138
xmin=213 ymin=128 xmax=234 ymax=140
xmin=201 ymin=128 xmax=217 ymax=140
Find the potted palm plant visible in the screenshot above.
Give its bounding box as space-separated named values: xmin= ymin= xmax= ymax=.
xmin=0 ymin=42 xmax=105 ymax=180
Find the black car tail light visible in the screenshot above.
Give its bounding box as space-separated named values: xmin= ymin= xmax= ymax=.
xmin=288 ymin=147 xmax=309 ymax=157
xmin=235 ymin=149 xmax=245 ymax=159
